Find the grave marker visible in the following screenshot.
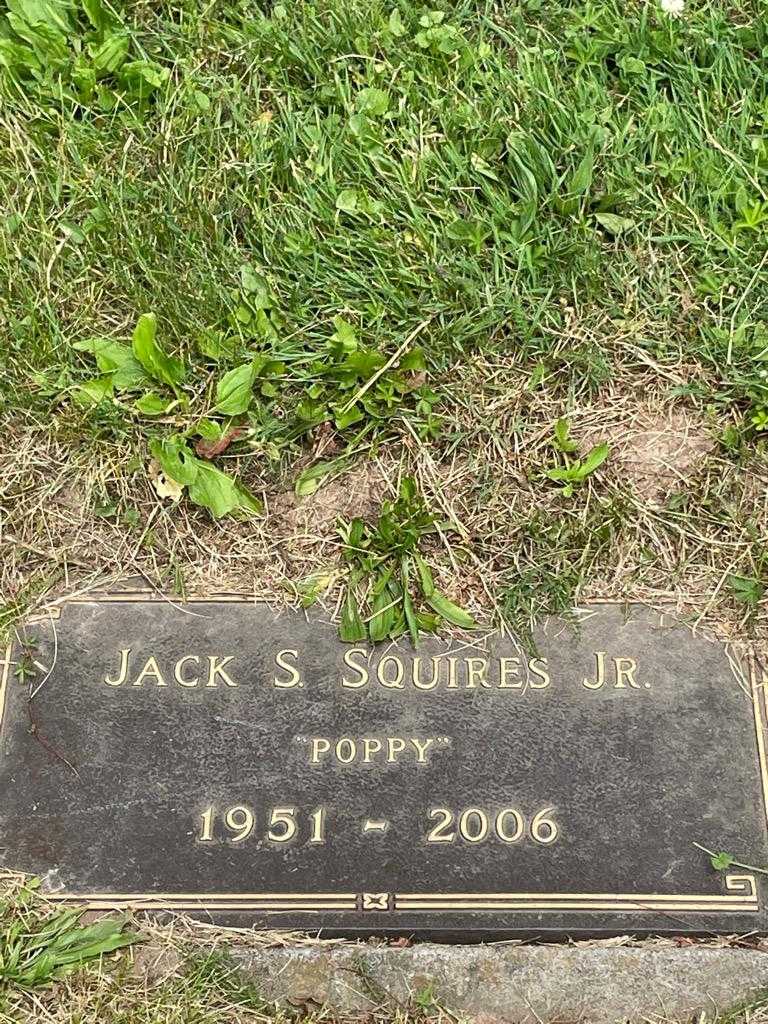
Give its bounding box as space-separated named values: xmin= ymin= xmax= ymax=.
xmin=1 ymin=598 xmax=766 ymax=937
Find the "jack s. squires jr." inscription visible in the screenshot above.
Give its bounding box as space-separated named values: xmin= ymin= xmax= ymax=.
xmin=101 ymin=648 xmax=646 ymax=692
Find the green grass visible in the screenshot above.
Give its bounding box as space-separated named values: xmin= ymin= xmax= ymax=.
xmin=0 ymin=877 xmax=137 ymax=995
xmin=1 ymin=0 xmax=767 ymax=636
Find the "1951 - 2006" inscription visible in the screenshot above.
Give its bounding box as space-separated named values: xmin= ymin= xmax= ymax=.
xmin=195 ymin=804 xmax=559 ymax=846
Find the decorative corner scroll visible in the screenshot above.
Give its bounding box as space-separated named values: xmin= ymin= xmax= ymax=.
xmin=725 ymin=874 xmax=757 ymax=899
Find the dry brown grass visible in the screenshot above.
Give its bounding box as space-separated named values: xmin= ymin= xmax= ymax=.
xmin=0 ymin=426 xmax=395 ymax=617
xmin=2 ymin=356 xmax=767 ymax=654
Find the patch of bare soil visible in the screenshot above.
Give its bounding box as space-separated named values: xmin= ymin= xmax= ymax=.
xmin=579 ymin=405 xmax=714 ymax=504
xmin=272 ymin=462 xmax=382 ymax=538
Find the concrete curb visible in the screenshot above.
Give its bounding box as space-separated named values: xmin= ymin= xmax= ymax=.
xmin=229 ymin=944 xmax=768 ymax=1022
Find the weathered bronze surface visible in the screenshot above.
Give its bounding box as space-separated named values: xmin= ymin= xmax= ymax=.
xmin=1 ymin=598 xmax=765 ymax=937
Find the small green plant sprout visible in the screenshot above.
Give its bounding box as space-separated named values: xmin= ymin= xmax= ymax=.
xmin=711 ymin=851 xmax=735 ymax=871
xmin=0 ymin=878 xmax=139 ymax=990
xmin=729 ymin=573 xmax=764 ymax=616
xmin=12 ymin=637 xmax=38 ymax=687
xmin=747 ymin=337 xmax=768 ymax=431
xmin=296 ymin=317 xmax=438 ymax=437
xmin=694 ymin=842 xmax=768 ymax=877
xmin=337 ymin=477 xmax=475 ymax=645
xmin=413 ymin=981 xmax=438 ymax=1013
xmin=552 ymin=417 xmax=578 ymax=454
xmin=414 ymin=10 xmax=463 ymax=55
xmin=150 ymin=436 xmax=261 ymax=520
xmin=732 ymin=187 xmax=768 ymax=234
xmin=544 ymin=418 xmax=610 ymax=497
xmin=293 ymin=571 xmax=338 ymax=608
xmin=291 ymin=318 xmax=439 ymax=495
xmin=743 ymin=327 xmax=768 ymax=432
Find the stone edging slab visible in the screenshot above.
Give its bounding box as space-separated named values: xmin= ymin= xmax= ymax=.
xmin=228 ymin=944 xmax=768 ymax=1022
